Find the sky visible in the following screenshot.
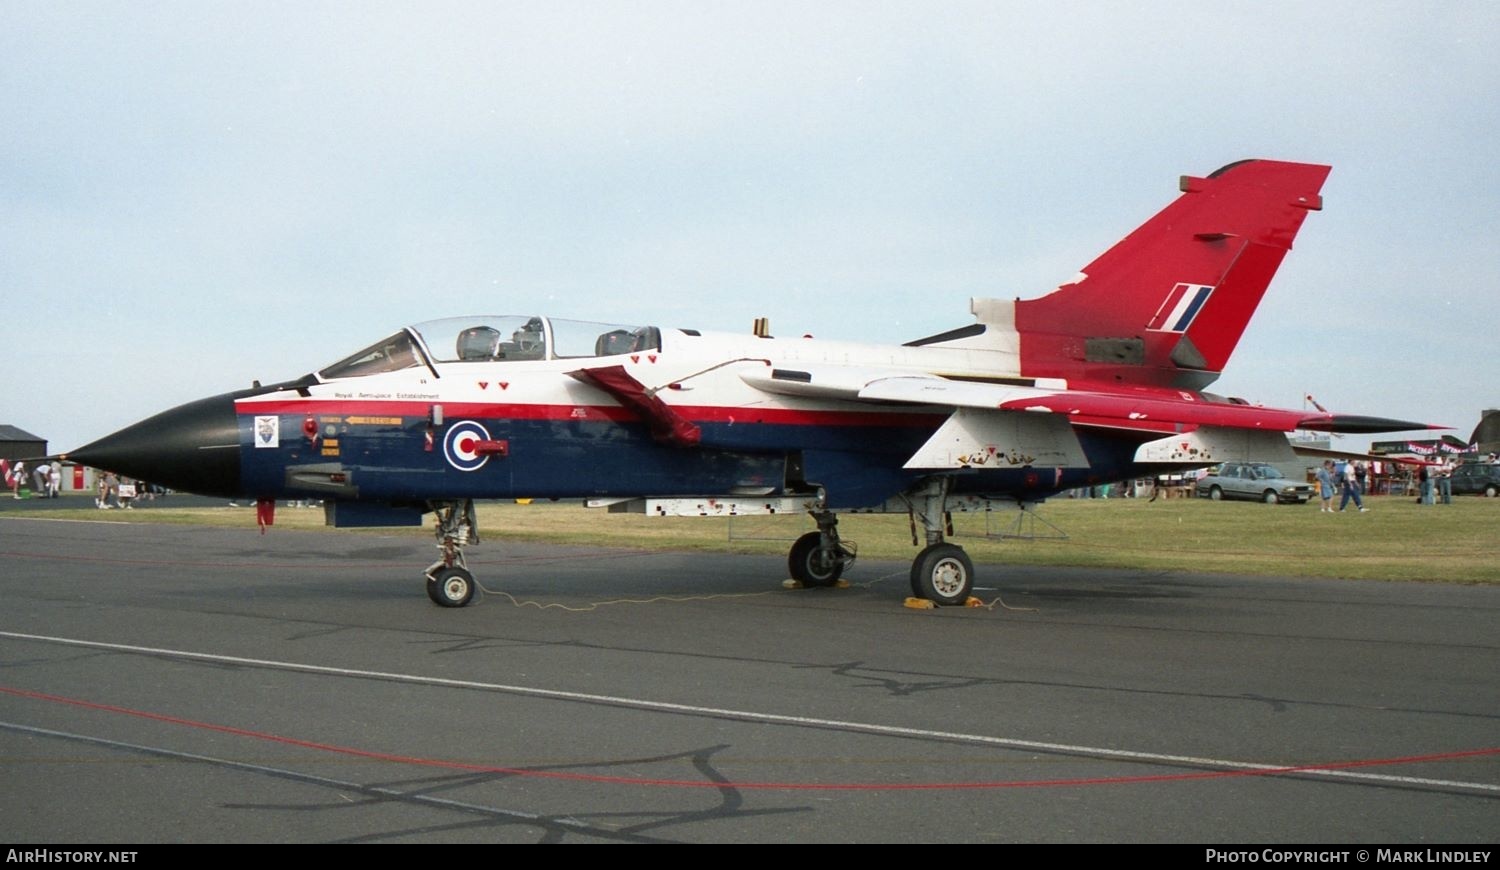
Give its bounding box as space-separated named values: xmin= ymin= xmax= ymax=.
xmin=3 ymin=1 xmax=1497 ymax=453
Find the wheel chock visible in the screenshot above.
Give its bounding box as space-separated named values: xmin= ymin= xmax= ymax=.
xmin=903 ymin=596 xmax=985 ymax=609
xmin=782 ymin=579 xmax=854 ymax=590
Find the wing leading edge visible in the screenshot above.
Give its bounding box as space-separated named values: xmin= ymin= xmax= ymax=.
xmin=742 ymin=365 xmax=1433 ymax=432
xmin=741 ymin=364 xmax=1439 ymax=470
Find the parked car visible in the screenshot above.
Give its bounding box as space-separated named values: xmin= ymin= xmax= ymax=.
xmin=1449 ymin=463 xmax=1500 ymax=497
xmin=1195 ymin=462 xmax=1313 ymax=504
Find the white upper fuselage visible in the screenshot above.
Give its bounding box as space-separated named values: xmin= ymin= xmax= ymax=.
xmin=238 ymin=313 xmax=1030 ymax=417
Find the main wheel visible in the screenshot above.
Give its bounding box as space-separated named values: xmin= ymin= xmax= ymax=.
xmin=909 ymin=543 xmax=974 ymax=606
xmin=788 ymin=531 xmax=844 ymax=587
xmin=428 ymin=566 xmax=476 ymax=607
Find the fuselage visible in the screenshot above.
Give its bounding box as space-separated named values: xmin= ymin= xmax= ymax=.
xmin=70 ymin=161 xmax=1355 ymax=513
xmin=71 ymin=314 xmax=1170 ymax=509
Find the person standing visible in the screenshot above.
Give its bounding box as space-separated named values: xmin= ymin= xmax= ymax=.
xmin=98 ymin=471 xmax=119 ymax=508
xmin=1338 ymin=461 xmax=1368 ymax=512
xmin=1316 ymin=460 xmax=1336 ymax=513
xmin=10 ymin=461 xmax=24 ymax=499
xmin=1417 ymin=463 xmax=1433 ymax=505
xmin=1436 ymin=459 xmax=1454 ymax=505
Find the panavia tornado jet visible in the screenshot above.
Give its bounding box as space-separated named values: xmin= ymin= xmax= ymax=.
xmin=66 ymin=159 xmax=1437 ymax=607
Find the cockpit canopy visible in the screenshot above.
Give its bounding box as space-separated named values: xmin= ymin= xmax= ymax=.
xmin=317 ymin=316 xmax=662 ymax=381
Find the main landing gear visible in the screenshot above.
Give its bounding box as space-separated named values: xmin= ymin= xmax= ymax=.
xmin=787 ymin=509 xmax=856 ymax=587
xmin=902 ymin=477 xmax=974 ymax=606
xmin=425 ymin=499 xmax=479 ymax=607
xmin=786 ymin=478 xmax=976 ymax=607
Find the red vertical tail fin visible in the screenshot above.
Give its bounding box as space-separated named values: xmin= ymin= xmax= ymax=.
xmin=1014 ymin=159 xmax=1331 ymax=389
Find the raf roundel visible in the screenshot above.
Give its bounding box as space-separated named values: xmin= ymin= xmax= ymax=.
xmin=443 ymin=421 xmax=493 ymax=472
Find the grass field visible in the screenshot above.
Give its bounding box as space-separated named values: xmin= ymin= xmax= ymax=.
xmin=12 ymin=494 xmax=1499 ymax=584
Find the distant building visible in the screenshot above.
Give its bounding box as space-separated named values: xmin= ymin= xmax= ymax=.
xmin=1275 ymin=432 xmax=1333 ymax=480
xmin=1470 ymin=409 xmax=1500 ymax=456
xmin=1289 ymin=433 xmax=1332 ymax=453
xmin=0 ymin=425 xmax=46 ymax=461
xmin=1371 ymin=433 xmax=1470 ymax=458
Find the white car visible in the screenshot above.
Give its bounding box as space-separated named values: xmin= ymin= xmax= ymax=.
xmin=1195 ymin=462 xmax=1313 ymax=504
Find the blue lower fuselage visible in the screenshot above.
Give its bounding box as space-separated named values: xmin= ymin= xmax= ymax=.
xmin=237 ymin=402 xmax=1163 ymax=509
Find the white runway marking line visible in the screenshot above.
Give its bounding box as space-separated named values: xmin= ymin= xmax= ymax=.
xmin=3 ymin=629 xmax=1496 ymax=794
xmin=0 ymin=720 xmax=637 ymax=840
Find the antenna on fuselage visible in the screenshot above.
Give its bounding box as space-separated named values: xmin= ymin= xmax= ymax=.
xmin=752 ymin=317 xmax=772 ymax=338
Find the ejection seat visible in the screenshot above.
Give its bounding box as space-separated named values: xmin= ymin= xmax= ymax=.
xmin=456 ymin=326 xmax=501 ymax=360
xmin=594 ymin=326 xmax=663 ymax=356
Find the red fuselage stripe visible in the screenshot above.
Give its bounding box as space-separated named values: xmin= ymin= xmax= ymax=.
xmin=236 ymin=399 xmax=945 ymax=429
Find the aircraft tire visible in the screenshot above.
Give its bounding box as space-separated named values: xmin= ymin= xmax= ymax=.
xmin=909 ymin=543 xmax=974 ymax=606
xmin=788 ymin=531 xmax=844 ymax=587
xmin=428 ymin=566 xmax=476 ymax=607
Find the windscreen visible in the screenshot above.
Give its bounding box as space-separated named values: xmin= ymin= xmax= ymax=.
xmin=318 ymin=331 xmax=424 ymax=380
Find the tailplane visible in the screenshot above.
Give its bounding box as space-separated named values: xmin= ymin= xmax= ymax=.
xmin=1009 ymin=159 xmax=1331 ymax=389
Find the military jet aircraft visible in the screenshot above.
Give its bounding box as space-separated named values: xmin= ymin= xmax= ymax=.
xmin=66 ymin=159 xmax=1436 ymax=607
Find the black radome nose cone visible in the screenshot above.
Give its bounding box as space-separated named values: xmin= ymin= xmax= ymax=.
xmin=67 ymin=392 xmax=243 ymax=497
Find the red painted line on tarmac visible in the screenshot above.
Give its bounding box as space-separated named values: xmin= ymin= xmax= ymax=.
xmin=3 ymin=685 xmax=1495 ymax=793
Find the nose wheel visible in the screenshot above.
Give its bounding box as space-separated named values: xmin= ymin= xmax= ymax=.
xmin=424 ymin=499 xmax=481 ymax=607
xmin=427 ymin=565 xmax=476 ymax=607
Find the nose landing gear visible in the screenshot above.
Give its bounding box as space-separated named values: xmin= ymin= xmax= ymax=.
xmin=425 ymin=499 xmax=480 ymax=607
xmin=787 ymin=509 xmax=855 ymax=587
